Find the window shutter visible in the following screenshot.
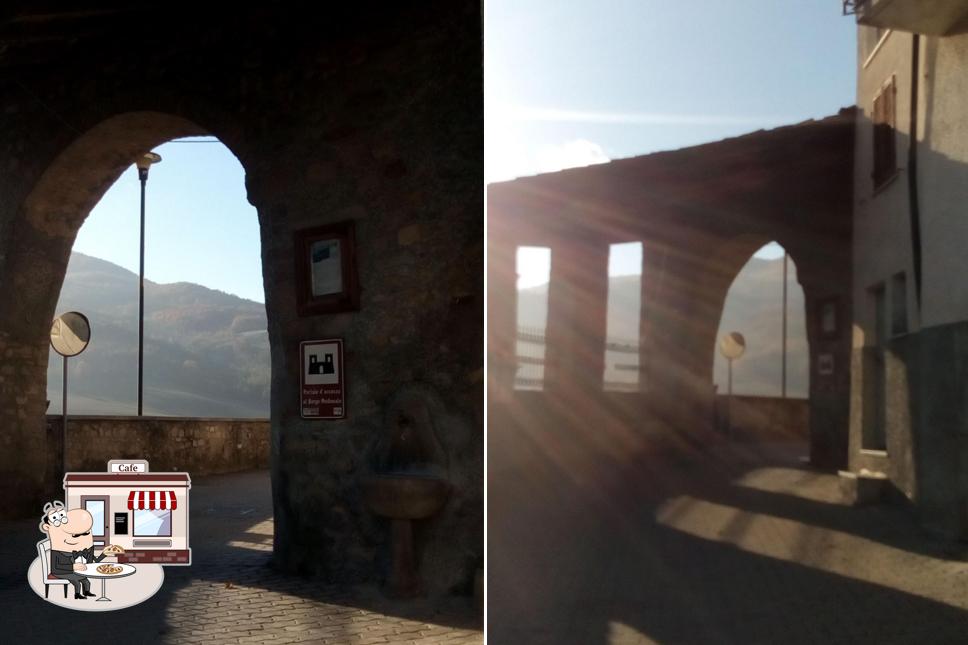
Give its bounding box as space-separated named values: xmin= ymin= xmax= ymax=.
xmin=873 ymin=76 xmax=897 ymax=189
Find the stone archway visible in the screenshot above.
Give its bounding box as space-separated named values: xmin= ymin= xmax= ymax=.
xmin=711 ymin=239 xmax=808 ymax=401
xmin=488 ymin=110 xmax=854 ymax=471
xmin=0 ymin=111 xmax=249 ymax=516
xmin=0 ymin=4 xmax=484 ymax=596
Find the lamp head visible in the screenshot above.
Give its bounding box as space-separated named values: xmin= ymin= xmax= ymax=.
xmin=136 ymin=151 xmax=162 ymax=179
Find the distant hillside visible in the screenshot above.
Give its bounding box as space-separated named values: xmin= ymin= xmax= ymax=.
xmin=515 ymin=255 xmax=808 ymax=397
xmin=48 ymin=252 xmax=269 ymax=416
xmin=713 ymin=257 xmax=807 ymax=398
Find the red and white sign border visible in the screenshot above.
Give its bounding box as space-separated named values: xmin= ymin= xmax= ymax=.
xmin=299 ymin=338 xmax=346 ymax=420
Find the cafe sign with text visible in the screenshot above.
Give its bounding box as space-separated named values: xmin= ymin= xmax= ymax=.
xmin=300 ymin=339 xmax=345 ymax=419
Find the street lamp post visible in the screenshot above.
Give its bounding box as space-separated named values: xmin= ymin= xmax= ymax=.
xmin=135 ymin=151 xmax=162 ymax=417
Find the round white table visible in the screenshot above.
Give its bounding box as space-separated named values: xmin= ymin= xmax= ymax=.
xmin=79 ymin=563 xmax=137 ymax=602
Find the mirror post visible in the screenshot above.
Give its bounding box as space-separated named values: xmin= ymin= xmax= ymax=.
xmin=719 ymin=331 xmax=745 ymax=441
xmin=50 ymin=310 xmax=91 ymax=484
xmin=62 ymin=354 xmax=67 ymax=480
xmin=727 ymin=356 xmax=732 ymax=439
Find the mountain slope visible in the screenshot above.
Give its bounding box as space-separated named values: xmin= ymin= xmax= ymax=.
xmin=48 ymin=252 xmax=269 ymax=416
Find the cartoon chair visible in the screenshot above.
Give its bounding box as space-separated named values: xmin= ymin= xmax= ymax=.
xmin=37 ymin=539 xmax=70 ymax=599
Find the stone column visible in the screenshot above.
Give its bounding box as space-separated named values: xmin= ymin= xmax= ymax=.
xmin=803 ymin=283 xmax=852 ymax=470
xmin=642 ymin=241 xmax=716 ymax=432
xmin=486 ymin=219 xmax=518 ymax=403
xmin=640 ymin=240 xmax=670 ymax=405
xmin=0 ymin=222 xmax=73 ymax=517
xmin=544 ymin=237 xmax=609 ymax=396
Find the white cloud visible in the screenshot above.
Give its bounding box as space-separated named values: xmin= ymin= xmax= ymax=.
xmin=485 ymin=129 xmax=533 ymax=183
xmin=533 ymin=139 xmax=610 ymax=174
xmin=485 ymin=100 xmax=794 ymax=184
xmin=486 ymin=137 xmax=610 ymax=184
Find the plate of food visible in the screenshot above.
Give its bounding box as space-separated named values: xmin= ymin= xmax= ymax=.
xmin=102 ymin=544 xmax=125 ymax=555
xmin=96 ymin=564 xmax=124 ymax=575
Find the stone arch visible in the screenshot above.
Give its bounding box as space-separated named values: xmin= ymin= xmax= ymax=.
xmin=711 ymin=236 xmax=809 ymax=398
xmin=5 ymin=111 xmax=255 ymax=335
xmin=0 ymin=110 xmax=256 ymax=515
xmin=659 ymin=225 xmax=847 ymax=466
xmin=693 ymin=233 xmax=811 ymax=385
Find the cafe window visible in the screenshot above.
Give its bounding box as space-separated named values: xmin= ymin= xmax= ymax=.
xmin=872 ymin=76 xmax=897 ymax=189
xmin=128 ymin=490 xmax=176 ymax=537
xmin=134 ymin=510 xmax=173 ymax=537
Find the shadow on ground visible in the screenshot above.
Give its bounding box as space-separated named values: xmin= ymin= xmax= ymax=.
xmin=0 ymin=470 xmax=480 ymax=644
xmin=488 ymin=412 xmax=968 ymax=645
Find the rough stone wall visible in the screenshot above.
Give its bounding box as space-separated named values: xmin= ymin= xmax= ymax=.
xmin=245 ymin=5 xmax=484 ymax=594
xmin=714 ymin=395 xmax=809 ymax=441
xmin=0 ymin=2 xmax=482 ymax=596
xmin=46 ymin=416 xmax=269 ymax=491
xmin=0 ymin=339 xmax=49 ymax=517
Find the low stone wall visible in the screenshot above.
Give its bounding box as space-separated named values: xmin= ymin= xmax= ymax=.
xmin=714 ymin=395 xmax=809 ymax=441
xmin=46 ymin=416 xmax=269 ymax=493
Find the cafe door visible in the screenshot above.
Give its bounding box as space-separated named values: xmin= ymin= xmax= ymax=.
xmin=81 ymin=496 xmax=110 ymax=547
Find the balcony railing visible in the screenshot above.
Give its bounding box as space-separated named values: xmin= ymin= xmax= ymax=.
xmin=513 ymin=326 xmax=641 ymax=390
xmin=844 ymin=0 xmax=968 ymax=35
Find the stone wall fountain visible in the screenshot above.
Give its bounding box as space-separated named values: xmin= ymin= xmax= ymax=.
xmin=362 ymin=386 xmax=451 ymax=597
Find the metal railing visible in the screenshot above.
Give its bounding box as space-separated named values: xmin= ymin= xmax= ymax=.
xmin=516 ymin=327 xmax=639 ymax=354
xmin=513 ymin=326 xmax=641 ymax=390
xmin=842 ymin=0 xmax=869 ymax=16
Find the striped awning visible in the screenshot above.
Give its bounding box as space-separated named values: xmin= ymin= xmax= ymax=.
xmin=127 ymin=490 xmax=177 ymax=511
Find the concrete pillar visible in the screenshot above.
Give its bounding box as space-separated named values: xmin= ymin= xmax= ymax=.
xmin=803 ymin=285 xmax=852 ymax=470
xmin=544 ymin=238 xmax=609 ymax=396
xmin=639 ymin=241 xmax=664 ymax=393
xmin=538 ymin=236 xmax=612 ymax=464
xmin=641 ymin=240 xmax=720 ymax=433
xmin=486 ymin=223 xmax=517 ymax=403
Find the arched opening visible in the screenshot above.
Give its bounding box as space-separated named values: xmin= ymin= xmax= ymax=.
xmin=5 ymin=111 xmax=275 ymax=560
xmin=45 ymin=136 xmax=268 ymax=417
xmin=713 ymin=240 xmax=809 ymax=448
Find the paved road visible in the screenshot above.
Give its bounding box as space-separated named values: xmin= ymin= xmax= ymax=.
xmin=489 ymin=437 xmax=968 ymax=644
xmin=0 ymin=470 xmax=482 ymax=644
xmin=10 ymin=436 xmax=968 ymax=644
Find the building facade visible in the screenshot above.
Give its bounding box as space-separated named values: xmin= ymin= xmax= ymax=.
xmin=0 ymin=2 xmax=483 ymax=596
xmin=847 ymin=0 xmax=968 ymax=537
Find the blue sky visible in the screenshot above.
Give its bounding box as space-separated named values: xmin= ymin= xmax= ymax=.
xmin=487 ymin=1 xmax=857 ymax=183
xmin=488 ymin=1 xmax=857 ymax=271
xmin=74 ymin=138 xmax=264 ymax=303
xmin=74 ymin=3 xmax=857 ymax=299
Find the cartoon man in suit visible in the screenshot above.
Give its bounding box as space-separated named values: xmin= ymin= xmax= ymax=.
xmin=40 ymin=501 xmax=120 ymax=600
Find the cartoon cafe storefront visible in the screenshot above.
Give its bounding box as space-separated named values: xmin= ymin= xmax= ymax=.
xmin=64 ymin=460 xmax=191 ymax=565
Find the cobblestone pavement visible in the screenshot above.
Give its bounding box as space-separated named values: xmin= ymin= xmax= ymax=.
xmin=0 ymin=470 xmax=482 ymax=645
xmin=490 ymin=438 xmax=968 ymax=644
